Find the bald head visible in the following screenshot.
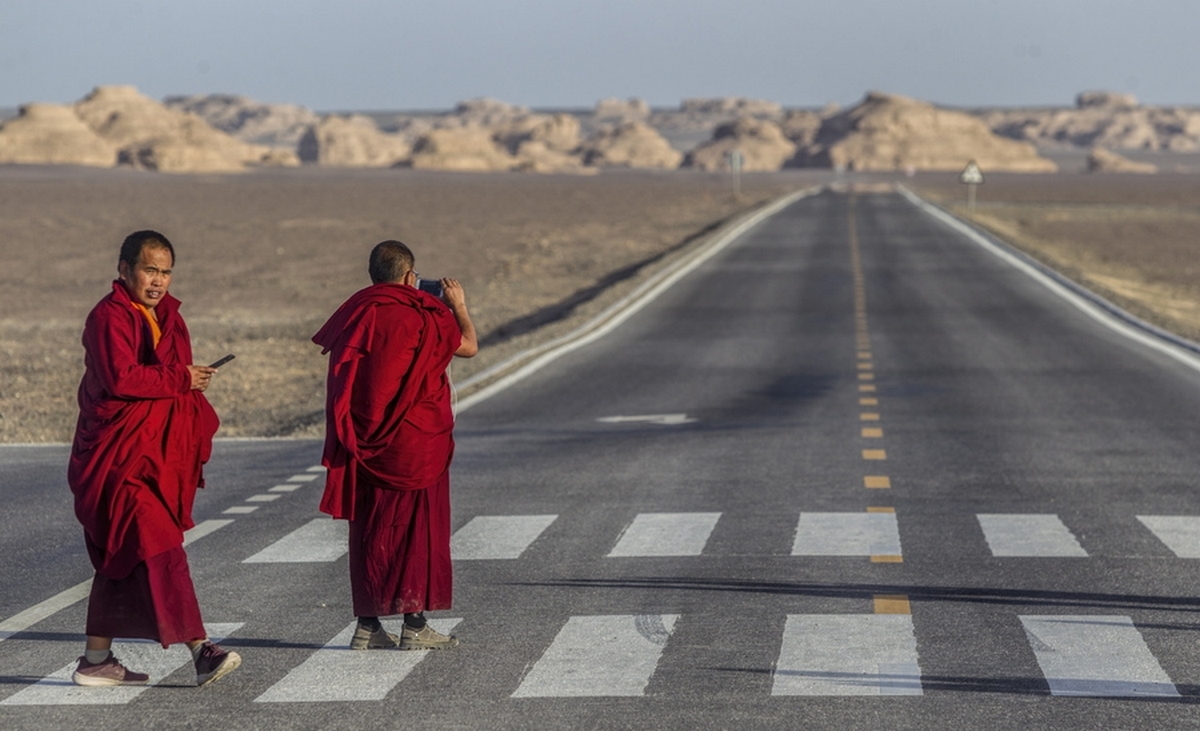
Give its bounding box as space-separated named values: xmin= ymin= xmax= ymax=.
xmin=369 ymin=240 xmax=415 ymax=284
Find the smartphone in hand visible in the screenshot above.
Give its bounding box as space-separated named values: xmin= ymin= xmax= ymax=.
xmin=208 ymin=354 xmax=236 ymax=369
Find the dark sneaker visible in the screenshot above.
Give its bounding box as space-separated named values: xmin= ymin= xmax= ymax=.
xmin=350 ymin=624 xmax=400 ymax=650
xmin=72 ymin=654 xmax=150 ymax=687
xmin=194 ymin=642 xmax=241 ymax=687
xmin=400 ymin=623 xmax=459 ymax=650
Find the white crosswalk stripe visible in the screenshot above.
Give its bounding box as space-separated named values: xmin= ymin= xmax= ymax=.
xmin=607 ymin=512 xmax=721 ymax=557
xmin=450 ymin=515 xmax=557 ymax=559
xmin=791 ymin=512 xmax=902 ymax=557
xmin=976 ymin=514 xmax=1088 ymax=557
xmin=511 ymin=614 xmax=678 ymax=697
xmin=1136 ymin=515 xmax=1200 ymax=557
xmin=772 ymin=614 xmax=922 ymax=696
xmin=1 ymin=624 xmax=242 ymax=706
xmin=1020 ymin=615 xmax=1178 ymax=697
xmin=255 ymin=619 xmax=461 ymax=703
xmin=243 ymin=518 xmax=348 ymax=563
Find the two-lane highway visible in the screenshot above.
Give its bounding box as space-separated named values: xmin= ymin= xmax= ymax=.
xmin=3 ymin=188 xmax=1200 ymax=729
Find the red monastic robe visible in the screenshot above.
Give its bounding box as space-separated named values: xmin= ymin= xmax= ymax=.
xmin=68 ymin=282 xmax=217 ymax=644
xmin=312 ymin=283 xmax=461 ymax=615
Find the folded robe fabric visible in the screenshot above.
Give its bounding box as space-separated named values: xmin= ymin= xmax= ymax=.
xmin=68 ymin=282 xmax=219 ymax=581
xmin=312 ymin=283 xmax=461 ymax=521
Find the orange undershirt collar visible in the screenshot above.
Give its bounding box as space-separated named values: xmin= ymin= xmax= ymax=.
xmin=130 ymin=301 xmax=162 ymax=348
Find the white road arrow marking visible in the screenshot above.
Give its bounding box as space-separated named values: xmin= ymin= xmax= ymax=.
xmin=596 ymin=414 xmax=696 ymax=425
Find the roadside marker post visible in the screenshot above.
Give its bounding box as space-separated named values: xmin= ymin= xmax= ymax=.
xmin=729 ymin=149 xmax=743 ymax=198
xmin=959 ymin=160 xmax=984 ymax=212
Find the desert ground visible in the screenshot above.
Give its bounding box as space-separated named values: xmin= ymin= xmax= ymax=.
xmin=0 ymin=166 xmax=823 ymax=442
xmin=2 ymin=165 xmax=1197 ymax=444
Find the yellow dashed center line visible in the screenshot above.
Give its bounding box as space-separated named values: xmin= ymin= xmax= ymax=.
xmin=873 ymin=594 xmax=912 ymax=614
xmin=864 ymin=476 xmax=892 ymax=489
xmin=861 ymin=427 xmax=884 ymax=438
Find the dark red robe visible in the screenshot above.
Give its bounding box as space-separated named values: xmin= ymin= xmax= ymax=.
xmin=313 ymin=283 xmax=461 ymax=616
xmin=68 ymin=281 xmax=217 ymax=645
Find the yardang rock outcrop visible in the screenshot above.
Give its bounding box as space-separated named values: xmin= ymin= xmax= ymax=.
xmin=683 ymin=117 xmax=796 ymax=171
xmin=75 ymin=86 xmax=298 ymax=172
xmin=0 ymin=103 xmax=116 ymax=166
xmin=981 ymin=91 xmax=1200 ymax=152
xmin=582 ymin=122 xmax=682 ymax=169
xmin=298 ymin=115 xmax=412 ymax=167
xmin=798 ymin=91 xmax=1056 ymax=172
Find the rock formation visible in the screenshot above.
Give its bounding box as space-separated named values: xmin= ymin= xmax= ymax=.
xmin=980 ymin=92 xmax=1200 ymax=152
xmin=1086 ymin=147 xmax=1157 ymax=173
xmin=0 ymin=103 xmax=116 ymax=166
xmin=581 ymin=122 xmax=682 ymax=169
xmin=407 ymin=126 xmax=518 ymax=172
xmin=679 ymin=97 xmax=783 ymax=118
xmin=594 ymin=98 xmax=650 ymax=122
xmin=297 ymin=115 xmax=412 ymax=166
xmin=74 ymin=86 xmax=298 ymax=172
xmin=778 ymin=109 xmax=824 ymax=147
xmin=798 ymin=91 xmax=1056 ymax=172
xmin=164 ymin=94 xmax=319 ymax=147
xmin=683 ymin=117 xmax=796 ymax=171
xmin=1076 ymin=91 xmax=1139 ymax=110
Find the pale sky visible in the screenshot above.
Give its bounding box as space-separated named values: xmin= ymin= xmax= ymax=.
xmin=1 ymin=0 xmax=1197 ymax=112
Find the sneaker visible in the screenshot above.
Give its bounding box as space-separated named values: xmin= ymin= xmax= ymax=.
xmin=72 ymin=654 xmax=150 ymax=687
xmin=194 ymin=642 xmax=241 ymax=687
xmin=400 ymin=623 xmax=459 ymax=650
xmin=350 ymin=624 xmax=400 ymax=650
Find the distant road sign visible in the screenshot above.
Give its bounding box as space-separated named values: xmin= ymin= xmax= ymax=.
xmin=960 ymin=160 xmax=984 ymax=185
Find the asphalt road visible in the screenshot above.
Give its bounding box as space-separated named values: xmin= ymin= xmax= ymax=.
xmin=3 ymin=189 xmax=1200 ymax=730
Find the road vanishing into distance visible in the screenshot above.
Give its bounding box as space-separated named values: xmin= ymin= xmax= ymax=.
xmin=4 ymin=187 xmax=1200 ymax=730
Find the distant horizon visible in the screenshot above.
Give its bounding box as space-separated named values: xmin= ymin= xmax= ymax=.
xmin=3 ymin=87 xmax=1198 ymax=120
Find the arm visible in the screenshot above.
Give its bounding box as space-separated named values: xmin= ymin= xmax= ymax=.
xmin=85 ymin=303 xmax=196 ymax=399
xmin=440 ymin=278 xmax=478 ymax=358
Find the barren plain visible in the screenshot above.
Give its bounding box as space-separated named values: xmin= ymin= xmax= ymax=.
xmin=2 ymin=166 xmax=1197 ymax=444
xmin=0 ymin=166 xmax=820 ymax=442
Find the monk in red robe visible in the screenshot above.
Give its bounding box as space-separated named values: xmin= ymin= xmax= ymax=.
xmin=68 ymin=230 xmax=241 ymax=687
xmin=313 ymin=240 xmax=477 ymax=650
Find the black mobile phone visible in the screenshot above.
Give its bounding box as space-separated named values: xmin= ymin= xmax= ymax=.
xmin=208 ymin=354 xmax=236 ymax=369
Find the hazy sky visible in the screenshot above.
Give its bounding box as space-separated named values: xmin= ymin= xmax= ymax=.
xmin=2 ymin=0 xmax=1197 ymax=112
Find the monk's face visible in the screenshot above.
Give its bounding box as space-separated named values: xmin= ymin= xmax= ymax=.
xmin=118 ymin=245 xmax=174 ymax=311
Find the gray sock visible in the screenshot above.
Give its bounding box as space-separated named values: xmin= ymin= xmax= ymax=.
xmin=84 ymin=649 xmax=111 ymax=664
xmin=190 ymin=641 xmax=209 ymax=661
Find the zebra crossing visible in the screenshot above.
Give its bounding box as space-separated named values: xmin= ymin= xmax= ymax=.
xmin=0 ymin=608 xmax=1182 ymax=704
xmin=234 ymin=508 xmax=1200 ymax=563
xmin=2 ymin=507 xmax=1198 ymax=706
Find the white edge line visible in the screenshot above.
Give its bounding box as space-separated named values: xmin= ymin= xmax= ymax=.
xmin=898 ymin=186 xmax=1200 ymax=375
xmin=0 ymin=518 xmax=234 ymax=642
xmin=455 ymin=187 xmax=820 ymax=412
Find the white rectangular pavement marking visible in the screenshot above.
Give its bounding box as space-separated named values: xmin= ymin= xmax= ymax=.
xmin=269 ymin=483 xmax=304 ymax=492
xmin=773 ymin=614 xmax=922 ymax=696
xmin=256 ymin=619 xmax=460 ymax=703
xmin=287 ymin=474 xmax=320 ymax=482
xmin=1020 ymin=615 xmax=1178 ymax=697
xmin=607 ymin=512 xmax=720 ymax=557
xmin=2 ymin=623 xmax=242 ymax=705
xmin=1136 ymin=516 xmax=1200 ymax=558
xmin=243 ymin=518 xmax=348 ymax=563
xmin=977 ymin=514 xmax=1088 ymax=557
xmin=511 ymin=614 xmax=678 ymax=697
xmin=222 ymin=506 xmax=259 ymax=515
xmin=451 ymin=515 xmax=557 ymax=560
xmin=791 ymin=513 xmax=901 ymax=556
